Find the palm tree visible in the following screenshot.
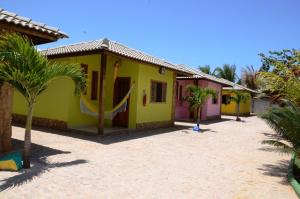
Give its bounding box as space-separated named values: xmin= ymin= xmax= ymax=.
xmin=185 ymin=85 xmax=216 ymax=131
xmin=214 ymin=64 xmax=237 ymax=82
xmin=241 ymin=65 xmax=258 ymax=90
xmin=259 ymin=102 xmax=300 ymax=156
xmin=198 ymin=65 xmax=213 ymax=75
xmin=0 ymin=33 xmax=86 ymax=168
xmin=241 ymin=65 xmax=258 ymax=112
xmin=229 ymin=90 xmax=250 ymax=121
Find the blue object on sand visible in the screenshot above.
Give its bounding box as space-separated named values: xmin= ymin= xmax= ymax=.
xmin=0 ymin=151 xmax=23 ymax=171
xmin=193 ymin=126 xmax=201 ymax=132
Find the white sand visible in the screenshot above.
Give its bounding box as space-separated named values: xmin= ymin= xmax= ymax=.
xmin=0 ymin=116 xmax=297 ymax=199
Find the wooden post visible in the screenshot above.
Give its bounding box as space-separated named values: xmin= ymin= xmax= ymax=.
xmin=98 ymin=53 xmax=107 ymax=135
xmin=171 ymin=72 xmax=177 ymax=124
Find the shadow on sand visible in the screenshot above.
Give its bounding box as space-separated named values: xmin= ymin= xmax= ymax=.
xmin=0 ymin=139 xmax=87 ymax=191
xmin=257 ymin=159 xmax=290 ymax=185
xmin=19 ymin=124 xmax=190 ymax=145
xmin=177 ymin=118 xmax=233 ymax=125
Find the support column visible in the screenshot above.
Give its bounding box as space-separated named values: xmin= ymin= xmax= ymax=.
xmin=98 ymin=53 xmax=107 ymax=135
xmin=171 ymin=72 xmax=177 ymax=124
xmin=0 ymin=82 xmax=13 ymax=153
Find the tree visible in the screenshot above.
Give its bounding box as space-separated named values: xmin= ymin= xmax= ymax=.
xmin=214 ymin=64 xmax=237 ymax=82
xmin=241 ymin=65 xmax=258 ymax=90
xmin=257 ymin=50 xmax=300 ymax=106
xmin=185 ymin=85 xmax=216 ymax=130
xmin=259 ymin=49 xmax=300 ymax=75
xmin=198 ymin=65 xmax=213 ymax=75
xmin=0 ymin=33 xmax=86 ymax=168
xmin=257 ymin=49 xmax=300 ymax=159
xmin=229 ymin=90 xmax=250 ymax=121
xmin=260 ymin=102 xmax=300 ymax=156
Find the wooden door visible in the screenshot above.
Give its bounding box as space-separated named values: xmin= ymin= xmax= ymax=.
xmin=113 ymin=77 xmax=130 ymax=127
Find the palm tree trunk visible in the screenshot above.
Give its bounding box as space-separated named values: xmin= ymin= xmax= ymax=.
xmin=236 ymin=103 xmax=241 ymax=121
xmin=23 ymin=102 xmax=34 ymax=169
xmin=197 ymin=107 xmax=201 ymax=129
xmin=0 ymin=83 xmax=13 ymax=153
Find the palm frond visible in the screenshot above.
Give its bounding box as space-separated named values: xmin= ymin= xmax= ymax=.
xmin=0 ymin=33 xmax=86 ymax=104
xmin=214 ymin=64 xmax=237 ymax=82
xmin=185 ymin=84 xmax=216 ymax=110
xmin=198 ymin=65 xmax=211 ymax=75
xmin=259 ymin=103 xmax=300 ymax=155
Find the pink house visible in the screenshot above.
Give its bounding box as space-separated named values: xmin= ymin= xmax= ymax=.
xmin=175 ymin=72 xmax=231 ymax=121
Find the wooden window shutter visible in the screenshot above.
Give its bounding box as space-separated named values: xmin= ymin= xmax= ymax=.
xmin=151 ymin=81 xmax=156 ymax=102
xmin=176 ymin=82 xmax=179 ymax=99
xmin=162 ymin=83 xmax=167 ymax=102
xmin=81 ymin=64 xmax=88 ymax=76
xmin=91 ymin=71 xmax=98 ymax=100
xmin=179 ymin=85 xmax=183 ymax=101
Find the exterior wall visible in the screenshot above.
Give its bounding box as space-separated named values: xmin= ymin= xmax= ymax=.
xmin=175 ymin=80 xmax=194 ymax=121
xmin=13 ymin=77 xmax=74 ymax=124
xmin=202 ymin=81 xmax=222 ymax=119
xmin=104 ymin=54 xmax=139 ymax=129
xmin=221 ymin=90 xmax=251 ymax=115
xmin=136 ymin=63 xmax=174 ymax=126
xmin=252 ymin=98 xmax=278 ymax=114
xmin=175 ymin=79 xmax=222 ymax=121
xmin=12 ymin=52 xmax=175 ymax=130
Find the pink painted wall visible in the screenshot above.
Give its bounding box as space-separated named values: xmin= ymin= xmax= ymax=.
xmin=175 ymin=79 xmax=222 ymax=121
xmin=175 ymin=80 xmax=194 ymax=120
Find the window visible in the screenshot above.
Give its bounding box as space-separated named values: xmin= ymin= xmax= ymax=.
xmin=151 ymin=81 xmax=167 ymax=103
xmin=212 ymin=92 xmax=218 ymax=104
xmin=176 ymin=82 xmax=179 ymax=98
xmin=91 ymin=71 xmax=98 ymax=100
xmin=179 ymin=85 xmax=183 ymax=101
xmin=222 ymin=94 xmax=231 ymax=105
xmin=81 ymin=64 xmax=88 ymax=77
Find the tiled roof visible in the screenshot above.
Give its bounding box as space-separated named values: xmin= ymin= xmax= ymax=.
xmin=176 ymin=65 xmax=234 ymax=86
xmin=0 ymin=8 xmax=68 ymax=39
xmin=218 ymin=78 xmax=258 ymax=93
xmin=176 ymin=66 xmax=258 ymax=93
xmin=222 ymin=84 xmax=258 ymax=93
xmin=42 ymin=38 xmax=193 ymax=74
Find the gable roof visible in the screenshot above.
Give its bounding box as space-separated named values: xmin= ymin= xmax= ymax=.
xmin=42 ymin=38 xmax=193 ymax=74
xmin=176 ymin=66 xmax=258 ymax=93
xmin=220 ymin=79 xmax=258 ymax=93
xmin=0 ymin=8 xmax=68 ymax=39
xmin=176 ymin=65 xmax=234 ymax=86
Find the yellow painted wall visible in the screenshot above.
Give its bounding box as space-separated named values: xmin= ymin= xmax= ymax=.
xmin=221 ymin=90 xmax=251 ymax=115
xmin=136 ymin=64 xmax=174 ymax=124
xmin=12 ymin=52 xmax=174 ymax=129
xmin=103 ymin=54 xmax=139 ymax=129
xmin=13 ymin=78 xmax=73 ymax=122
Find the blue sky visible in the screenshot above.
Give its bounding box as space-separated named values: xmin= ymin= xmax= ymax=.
xmin=1 ymin=0 xmax=299 ymax=75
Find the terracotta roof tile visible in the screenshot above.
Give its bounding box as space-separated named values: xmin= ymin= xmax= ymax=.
xmin=0 ymin=8 xmax=68 ymax=39
xmin=42 ymin=39 xmax=193 ymax=74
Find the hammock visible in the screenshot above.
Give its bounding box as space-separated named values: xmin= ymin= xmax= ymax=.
xmin=80 ymin=84 xmax=134 ymax=120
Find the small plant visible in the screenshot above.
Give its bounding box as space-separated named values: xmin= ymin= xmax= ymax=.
xmin=185 ymin=85 xmax=216 ymax=131
xmin=259 ymin=102 xmax=300 ymax=156
xmin=0 ymin=33 xmax=86 ymax=168
xmin=229 ymin=90 xmax=250 ymax=121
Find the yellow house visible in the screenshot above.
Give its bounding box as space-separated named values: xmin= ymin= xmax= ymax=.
xmin=12 ymin=39 xmax=191 ymax=134
xmin=221 ymin=83 xmax=257 ymax=116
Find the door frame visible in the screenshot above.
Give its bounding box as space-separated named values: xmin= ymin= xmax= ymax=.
xmin=112 ymin=77 xmax=131 ymax=128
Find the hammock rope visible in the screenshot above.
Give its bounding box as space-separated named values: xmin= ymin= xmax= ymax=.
xmin=80 ymin=83 xmax=134 ymax=120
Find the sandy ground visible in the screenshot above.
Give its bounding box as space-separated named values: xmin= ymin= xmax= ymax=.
xmin=0 ymin=116 xmax=297 ymax=199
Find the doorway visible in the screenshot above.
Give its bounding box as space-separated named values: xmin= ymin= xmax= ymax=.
xmin=113 ymin=77 xmax=130 ymax=127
